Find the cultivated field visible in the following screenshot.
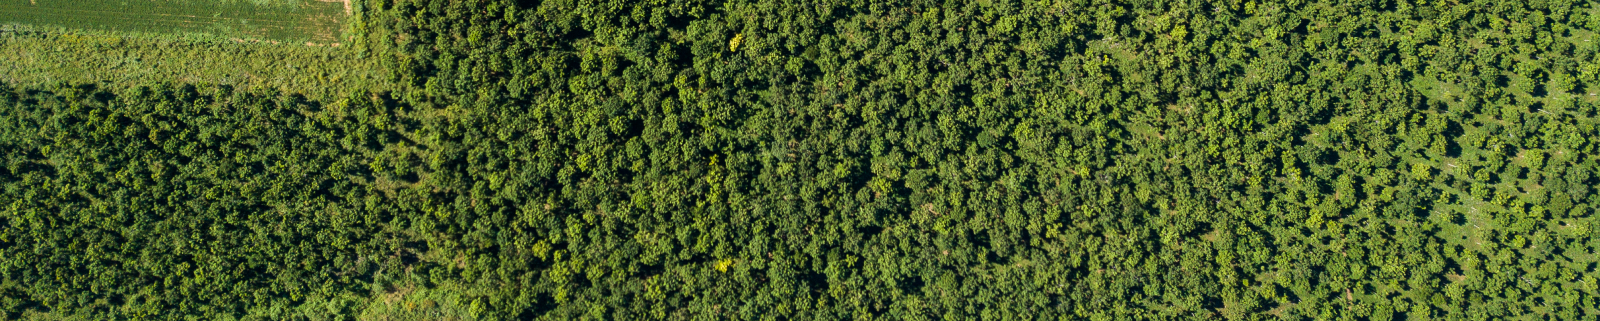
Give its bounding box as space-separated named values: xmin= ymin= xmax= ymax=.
xmin=0 ymin=0 xmax=345 ymax=42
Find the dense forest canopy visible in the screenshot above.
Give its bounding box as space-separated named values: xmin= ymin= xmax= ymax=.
xmin=2 ymin=0 xmax=1599 ymax=319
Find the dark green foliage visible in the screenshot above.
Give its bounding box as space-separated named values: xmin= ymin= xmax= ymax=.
xmin=0 ymin=84 xmax=400 ymax=319
xmin=3 ymin=0 xmax=1600 ymax=319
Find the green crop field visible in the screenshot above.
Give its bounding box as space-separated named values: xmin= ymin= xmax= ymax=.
xmin=0 ymin=0 xmax=346 ymax=42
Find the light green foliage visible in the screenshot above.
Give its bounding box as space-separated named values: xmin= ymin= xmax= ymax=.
xmin=0 ymin=26 xmax=392 ymax=100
